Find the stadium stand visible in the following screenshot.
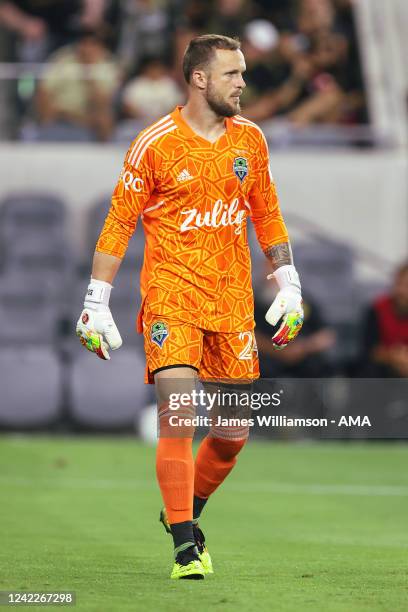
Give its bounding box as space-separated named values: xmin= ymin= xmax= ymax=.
xmin=293 ymin=239 xmax=355 ymax=325
xmin=0 ymin=0 xmax=370 ymax=144
xmin=70 ymin=347 xmax=150 ymax=430
xmin=0 ymin=271 xmax=61 ymax=345
xmin=0 ymin=192 xmax=66 ymax=246
xmin=0 ymin=346 xmax=62 ymax=428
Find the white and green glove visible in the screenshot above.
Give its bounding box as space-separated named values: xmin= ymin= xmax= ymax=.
xmin=265 ymin=265 xmax=304 ymax=349
xmin=76 ymin=278 xmax=122 ymax=360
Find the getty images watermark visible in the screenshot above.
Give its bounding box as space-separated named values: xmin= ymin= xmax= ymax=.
xmin=167 ymin=389 xmax=372 ymax=429
xmin=168 ymin=389 xmax=282 ymax=411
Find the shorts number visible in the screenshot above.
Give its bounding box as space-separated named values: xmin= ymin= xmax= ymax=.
xmin=238 ymin=331 xmax=256 ymax=360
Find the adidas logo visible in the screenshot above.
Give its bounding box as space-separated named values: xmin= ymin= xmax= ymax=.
xmin=177 ymin=168 xmax=193 ymax=182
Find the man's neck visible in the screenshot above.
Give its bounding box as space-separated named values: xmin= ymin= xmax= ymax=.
xmin=181 ymin=99 xmax=228 ymax=143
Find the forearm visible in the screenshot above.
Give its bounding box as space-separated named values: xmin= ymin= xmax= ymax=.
xmin=372 ymin=345 xmax=400 ymax=367
xmin=264 ymin=241 xmax=293 ymax=272
xmin=274 ymin=77 xmax=304 ymax=111
xmin=36 ymin=86 xmax=58 ymax=123
xmin=305 ymin=329 xmax=336 ymax=355
xmin=250 ymin=182 xmax=289 ymax=257
xmin=96 ymin=208 xmax=135 ymax=259
xmin=91 ymin=251 xmax=122 ymax=284
xmin=288 ymin=87 xmax=344 ymax=126
xmin=255 ymin=330 xmax=276 ymax=356
xmin=373 ymin=346 xmax=408 ymax=376
xmin=0 ymin=2 xmax=29 ymax=32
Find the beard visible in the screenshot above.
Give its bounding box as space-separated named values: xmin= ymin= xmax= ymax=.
xmin=205 ymin=81 xmax=240 ymax=117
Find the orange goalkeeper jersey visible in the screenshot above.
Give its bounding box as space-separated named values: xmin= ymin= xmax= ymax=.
xmin=96 ymin=106 xmax=289 ymax=332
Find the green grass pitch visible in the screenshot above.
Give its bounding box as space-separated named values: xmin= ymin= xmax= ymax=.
xmin=1 ymin=436 xmax=407 ymax=611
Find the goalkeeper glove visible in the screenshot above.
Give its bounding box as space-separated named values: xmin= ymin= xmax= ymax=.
xmin=76 ymin=278 xmax=122 ymax=360
xmin=265 ymin=264 xmax=304 ymax=349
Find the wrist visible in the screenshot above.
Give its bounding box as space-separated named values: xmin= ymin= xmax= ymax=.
xmin=267 ymin=264 xmax=301 ymax=292
xmin=84 ymin=277 xmax=112 ymax=308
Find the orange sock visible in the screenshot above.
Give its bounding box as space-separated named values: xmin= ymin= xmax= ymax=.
xmin=156 ymin=438 xmax=194 ymax=524
xmin=194 ymin=436 xmax=247 ymax=499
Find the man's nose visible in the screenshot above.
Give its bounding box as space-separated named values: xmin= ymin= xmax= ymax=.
xmin=237 ymin=74 xmax=246 ymax=89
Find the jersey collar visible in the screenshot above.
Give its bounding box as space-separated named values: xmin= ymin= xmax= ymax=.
xmin=170 ymin=106 xmax=234 ymax=141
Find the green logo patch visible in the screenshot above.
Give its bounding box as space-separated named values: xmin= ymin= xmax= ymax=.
xmin=151 ymin=321 xmax=169 ymax=348
xmin=233 ymin=157 xmax=249 ymax=183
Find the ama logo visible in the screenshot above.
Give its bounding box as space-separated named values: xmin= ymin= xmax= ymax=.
xmin=151 ymin=321 xmax=169 ymax=348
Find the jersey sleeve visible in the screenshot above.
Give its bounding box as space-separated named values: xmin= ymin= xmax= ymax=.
xmin=248 ymin=132 xmax=289 ymax=252
xmin=95 ymin=145 xmax=156 ymax=259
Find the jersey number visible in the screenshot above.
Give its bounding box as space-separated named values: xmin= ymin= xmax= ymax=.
xmin=238 ymin=332 xmax=257 ymax=360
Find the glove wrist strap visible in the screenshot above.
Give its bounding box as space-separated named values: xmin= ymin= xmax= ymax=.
xmin=267 ymin=264 xmax=301 ymax=292
xmin=85 ymin=278 xmax=112 ymax=307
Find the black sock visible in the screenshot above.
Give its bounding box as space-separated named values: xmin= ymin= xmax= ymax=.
xmin=193 ymin=495 xmax=208 ymax=521
xmin=170 ymin=521 xmax=195 ymax=551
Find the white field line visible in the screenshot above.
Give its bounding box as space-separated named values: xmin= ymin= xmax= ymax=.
xmin=227 ymin=482 xmax=408 ymax=496
xmin=1 ymin=476 xmax=408 ymax=497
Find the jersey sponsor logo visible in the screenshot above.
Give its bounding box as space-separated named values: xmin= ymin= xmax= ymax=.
xmin=233 ymin=157 xmax=249 ymax=183
xmin=180 ymin=198 xmax=246 ymax=235
xmin=119 ymin=166 xmax=144 ymax=192
xmin=151 ymin=321 xmax=169 ymax=348
xmin=176 ymin=168 xmax=193 ymax=182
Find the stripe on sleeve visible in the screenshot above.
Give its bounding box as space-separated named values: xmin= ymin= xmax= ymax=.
xmin=233 ymin=116 xmax=268 ymax=147
xmin=127 ymin=115 xmax=174 ymax=166
xmin=133 ymin=124 xmax=177 ymax=169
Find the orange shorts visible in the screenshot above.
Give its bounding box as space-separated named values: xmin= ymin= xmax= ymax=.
xmin=142 ymin=308 xmax=259 ymax=384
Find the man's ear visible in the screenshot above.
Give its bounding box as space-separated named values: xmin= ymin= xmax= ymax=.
xmin=191 ymin=69 xmax=207 ymax=90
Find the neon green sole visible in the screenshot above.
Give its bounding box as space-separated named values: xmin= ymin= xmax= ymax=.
xmin=170 ymin=559 xmax=205 ymax=580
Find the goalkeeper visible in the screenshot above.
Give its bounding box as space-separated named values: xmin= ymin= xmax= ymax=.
xmin=76 ymin=34 xmax=303 ymax=580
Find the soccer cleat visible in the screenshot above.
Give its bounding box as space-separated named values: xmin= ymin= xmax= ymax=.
xmin=193 ymin=523 xmax=214 ymax=575
xmin=159 ymin=508 xmax=214 ymax=575
xmin=170 ymin=554 xmax=205 ymax=580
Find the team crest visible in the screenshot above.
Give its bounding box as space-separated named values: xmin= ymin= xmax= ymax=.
xmin=233 ymin=157 xmax=249 ymax=183
xmin=151 ymin=321 xmax=169 ymax=348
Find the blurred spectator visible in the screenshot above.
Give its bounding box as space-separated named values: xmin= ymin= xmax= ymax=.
xmin=297 ymin=0 xmax=336 ymax=35
xmin=116 ymin=0 xmax=170 ymax=77
xmin=358 ymin=262 xmax=408 ymax=378
xmin=243 ymin=0 xmax=366 ymax=125
xmin=285 ymin=0 xmax=366 ymax=125
xmin=34 ymin=30 xmax=121 ymax=142
xmin=0 ymin=0 xmax=108 ymax=61
xmin=240 ymin=19 xmax=290 ymax=121
xmin=171 ymin=0 xmax=208 ymax=86
xmin=168 ymin=0 xmax=209 ymax=38
xmin=0 ymin=0 xmax=368 ymax=140
xmin=252 ymin=0 xmax=297 ymax=30
xmin=121 ymin=57 xmax=184 ymax=122
xmin=204 ymin=0 xmax=250 ymax=40
xmin=254 ymin=284 xmax=336 ymax=378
